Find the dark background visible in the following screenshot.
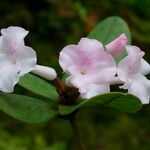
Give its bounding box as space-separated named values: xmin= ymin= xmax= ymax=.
xmin=0 ymin=0 xmax=150 ymax=149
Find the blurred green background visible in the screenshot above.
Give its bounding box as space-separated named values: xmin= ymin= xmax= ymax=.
xmin=0 ymin=0 xmax=150 ymax=149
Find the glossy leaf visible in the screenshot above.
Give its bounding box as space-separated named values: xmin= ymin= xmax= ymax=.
xmin=18 ymin=73 xmax=58 ymax=102
xmin=88 ymin=16 xmax=131 ymax=63
xmin=59 ymin=92 xmax=142 ymax=115
xmin=0 ymin=93 xmax=58 ymax=123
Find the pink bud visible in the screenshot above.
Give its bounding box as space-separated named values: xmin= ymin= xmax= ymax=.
xmin=106 ymin=34 xmax=127 ymax=57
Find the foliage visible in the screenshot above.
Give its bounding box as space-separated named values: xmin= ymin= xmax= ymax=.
xmin=0 ymin=16 xmax=142 ymax=124
xmin=0 ymin=0 xmax=150 ymax=149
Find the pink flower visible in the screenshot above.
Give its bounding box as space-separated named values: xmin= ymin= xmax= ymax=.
xmin=117 ymin=45 xmax=150 ymax=104
xmin=0 ymin=26 xmax=37 ymax=92
xmin=59 ymin=38 xmax=116 ymax=99
xmin=106 ymin=34 xmax=127 ymax=57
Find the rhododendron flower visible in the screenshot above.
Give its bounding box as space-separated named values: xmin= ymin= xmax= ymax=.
xmin=59 ymin=38 xmax=116 ymax=99
xmin=106 ymin=34 xmax=127 ymax=57
xmin=0 ymin=26 xmax=37 ymax=92
xmin=117 ymin=45 xmax=150 ymax=104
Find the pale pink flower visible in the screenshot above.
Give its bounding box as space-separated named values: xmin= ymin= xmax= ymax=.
xmin=59 ymin=38 xmax=116 ymax=99
xmin=106 ymin=34 xmax=127 ymax=57
xmin=117 ymin=45 xmax=150 ymax=104
xmin=0 ymin=26 xmax=37 ymax=92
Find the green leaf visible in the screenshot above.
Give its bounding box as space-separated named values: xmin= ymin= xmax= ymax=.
xmin=18 ymin=73 xmax=58 ymax=102
xmin=88 ymin=16 xmax=131 ymax=45
xmin=88 ymin=16 xmax=131 ymax=63
xmin=0 ymin=93 xmax=58 ymax=123
xmin=59 ymin=92 xmax=142 ymax=115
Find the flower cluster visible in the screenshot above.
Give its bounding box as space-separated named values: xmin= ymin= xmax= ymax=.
xmin=0 ymin=26 xmax=150 ymax=104
xmin=59 ymin=35 xmax=150 ymax=104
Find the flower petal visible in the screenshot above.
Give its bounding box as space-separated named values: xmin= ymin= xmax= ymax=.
xmin=17 ymin=46 xmax=37 ymax=76
xmin=129 ymin=74 xmax=150 ymax=104
xmin=0 ymin=63 xmax=19 ymax=92
xmin=71 ymin=75 xmax=89 ymax=93
xmin=117 ymin=52 xmax=144 ymax=83
xmin=125 ymin=45 xmax=142 ymax=55
xmin=139 ymin=58 xmax=150 ymax=75
xmin=81 ymin=84 xmax=110 ymax=99
xmin=78 ymin=37 xmax=104 ymax=53
xmin=59 ymin=38 xmax=105 ymax=73
xmin=106 ymin=34 xmax=127 ymax=57
xmin=1 ymin=26 xmax=28 ymax=51
xmin=87 ymin=52 xmax=116 ymax=83
xmin=59 ymin=45 xmax=81 ymax=73
xmin=126 ymin=45 xmax=150 ymax=75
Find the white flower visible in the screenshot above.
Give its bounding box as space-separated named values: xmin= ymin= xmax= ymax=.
xmin=117 ymin=45 xmax=150 ymax=104
xmin=59 ymin=37 xmax=116 ymax=99
xmin=0 ymin=26 xmax=37 ymax=92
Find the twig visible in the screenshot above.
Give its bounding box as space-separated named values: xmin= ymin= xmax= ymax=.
xmin=69 ymin=117 xmax=86 ymax=150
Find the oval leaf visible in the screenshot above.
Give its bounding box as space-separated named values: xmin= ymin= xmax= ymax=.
xmin=58 ymin=92 xmax=142 ymax=115
xmin=18 ymin=73 xmax=59 ymax=102
xmin=0 ymin=93 xmax=58 ymax=123
xmin=88 ymin=16 xmax=131 ymax=63
xmin=88 ymin=16 xmax=131 ymax=45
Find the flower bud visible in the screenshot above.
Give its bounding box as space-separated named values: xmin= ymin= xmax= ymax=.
xmin=31 ymin=65 xmax=57 ymax=80
xmin=106 ymin=34 xmax=127 ymax=57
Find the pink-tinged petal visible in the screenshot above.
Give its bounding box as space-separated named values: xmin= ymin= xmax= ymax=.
xmin=67 ymin=65 xmax=81 ymax=76
xmin=59 ymin=45 xmax=81 ymax=73
xmin=139 ymin=58 xmax=150 ymax=75
xmin=80 ymin=84 xmax=110 ymax=99
xmin=69 ymin=54 xmax=116 ymax=92
xmin=17 ymin=46 xmax=37 ymax=76
xmin=1 ymin=26 xmax=28 ymax=51
xmin=119 ymin=45 xmax=150 ymax=75
xmin=125 ymin=45 xmax=142 ymax=55
xmin=78 ymin=37 xmax=104 ymax=53
xmin=59 ymin=38 xmax=105 ymax=73
xmin=70 ymin=74 xmax=90 ymax=93
xmin=106 ymin=34 xmax=127 ymax=57
xmin=0 ymin=59 xmax=19 ymax=92
xmin=83 ymin=51 xmax=116 ymax=83
xmin=129 ymin=82 xmax=150 ymax=104
xmin=129 ymin=74 xmax=150 ymax=104
xmin=117 ymin=52 xmax=144 ymax=83
xmin=74 ymin=54 xmax=116 ymax=84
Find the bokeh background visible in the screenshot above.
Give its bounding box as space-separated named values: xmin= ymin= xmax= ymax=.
xmin=0 ymin=0 xmax=150 ymax=149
